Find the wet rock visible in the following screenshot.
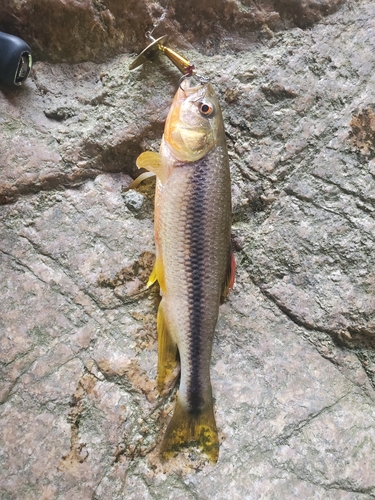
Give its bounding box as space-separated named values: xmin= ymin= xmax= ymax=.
xmin=0 ymin=0 xmax=153 ymax=63
xmin=0 ymin=0 xmax=346 ymax=63
xmin=1 ymin=0 xmax=375 ymax=498
xmin=0 ymin=59 xmax=170 ymax=204
xmin=275 ymin=0 xmax=346 ymax=28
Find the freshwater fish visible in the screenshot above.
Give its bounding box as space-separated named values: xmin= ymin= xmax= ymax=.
xmin=136 ymin=77 xmax=235 ymax=462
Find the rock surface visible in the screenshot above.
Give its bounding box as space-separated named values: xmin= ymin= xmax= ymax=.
xmin=0 ymin=0 xmax=345 ymax=62
xmin=2 ymin=0 xmax=375 ymax=498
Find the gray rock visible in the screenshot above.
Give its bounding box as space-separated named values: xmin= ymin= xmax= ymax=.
xmin=123 ymin=189 xmax=145 ymax=212
xmin=1 ymin=0 xmax=375 ymax=498
xmin=0 ymin=0 xmax=345 ymax=62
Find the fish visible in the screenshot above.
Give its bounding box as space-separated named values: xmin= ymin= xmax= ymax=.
xmin=135 ymin=77 xmax=235 ymax=462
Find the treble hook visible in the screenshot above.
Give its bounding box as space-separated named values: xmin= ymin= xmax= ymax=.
xmin=179 ymin=73 xmax=190 ymax=91
xmin=178 ymin=72 xmax=209 ymax=92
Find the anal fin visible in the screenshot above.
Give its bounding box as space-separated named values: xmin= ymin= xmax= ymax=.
xmin=157 ymin=300 xmax=179 ymax=393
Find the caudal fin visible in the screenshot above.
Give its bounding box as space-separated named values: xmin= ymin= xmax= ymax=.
xmin=161 ymin=397 xmax=219 ymax=462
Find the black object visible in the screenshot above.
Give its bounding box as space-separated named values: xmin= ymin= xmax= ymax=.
xmin=0 ymin=31 xmax=32 ymax=86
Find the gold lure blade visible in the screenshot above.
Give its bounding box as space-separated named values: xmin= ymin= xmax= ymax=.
xmin=129 ymin=35 xmax=195 ymax=75
xmin=129 ymin=35 xmax=170 ymax=70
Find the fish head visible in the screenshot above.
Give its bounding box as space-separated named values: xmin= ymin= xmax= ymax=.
xmin=164 ymin=78 xmax=224 ymax=162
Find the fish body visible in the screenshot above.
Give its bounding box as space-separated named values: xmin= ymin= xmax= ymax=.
xmin=136 ymin=78 xmax=234 ymax=461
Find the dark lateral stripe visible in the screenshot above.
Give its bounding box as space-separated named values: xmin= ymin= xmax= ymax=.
xmin=185 ymin=156 xmax=209 ymax=413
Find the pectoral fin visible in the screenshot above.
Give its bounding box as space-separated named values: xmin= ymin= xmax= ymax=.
xmin=136 ymin=151 xmax=167 ymax=184
xmin=127 ymin=171 xmax=156 ymax=190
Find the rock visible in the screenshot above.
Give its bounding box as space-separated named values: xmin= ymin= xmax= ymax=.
xmin=0 ymin=0 xmax=345 ymax=63
xmin=238 ymin=6 xmax=375 ymax=346
xmin=0 ymin=0 xmax=153 ymax=63
xmin=349 ymin=105 xmax=375 ymax=157
xmin=0 ymin=58 xmax=171 ymax=204
xmin=1 ymin=0 xmax=375 ymax=498
xmin=275 ymin=0 xmax=346 ymax=27
xmin=123 ymin=189 xmax=146 ymax=212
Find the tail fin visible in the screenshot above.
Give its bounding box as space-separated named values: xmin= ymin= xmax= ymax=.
xmin=161 ymin=396 xmax=219 ymax=462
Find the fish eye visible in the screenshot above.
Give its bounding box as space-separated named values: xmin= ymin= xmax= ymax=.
xmin=198 ymin=101 xmax=215 ymax=118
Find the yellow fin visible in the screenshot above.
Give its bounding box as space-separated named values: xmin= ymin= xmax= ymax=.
xmin=147 ymin=256 xmax=165 ymax=292
xmin=146 ymin=263 xmax=158 ymax=288
xmin=161 ymin=397 xmax=219 ymax=463
xmin=136 ymin=151 xmax=167 ymax=183
xmin=157 ymin=300 xmax=179 ymax=393
xmin=127 ymin=171 xmax=156 ymax=190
